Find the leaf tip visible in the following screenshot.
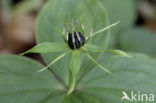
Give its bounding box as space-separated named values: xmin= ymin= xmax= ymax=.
xmin=108 ymin=71 xmax=112 ymax=75
xmin=125 ymin=55 xmax=132 ymax=58
xmin=66 ymin=90 xmax=72 ymax=95
xmin=37 ymin=67 xmax=46 ymax=73
xmin=116 ymin=20 xmax=120 ymax=24
xmin=106 ymin=49 xmax=132 ymax=58
xmin=19 ymin=53 xmax=25 ymax=56
xmin=66 ymin=83 xmax=75 ymax=95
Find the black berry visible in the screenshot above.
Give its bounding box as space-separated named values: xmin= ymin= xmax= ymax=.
xmin=68 ymin=32 xmax=85 ymax=49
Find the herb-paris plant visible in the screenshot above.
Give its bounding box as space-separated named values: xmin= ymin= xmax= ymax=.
xmin=21 ymin=19 xmax=130 ymax=94
xmin=20 ymin=0 xmax=131 ymax=95
xmin=1 ymin=0 xmax=156 ymax=103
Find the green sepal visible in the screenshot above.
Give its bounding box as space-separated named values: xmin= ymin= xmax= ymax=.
xmin=67 ymin=50 xmax=81 ymax=95
xmin=20 ymin=42 xmax=69 ymax=55
xmin=82 ymin=50 xmax=111 ymax=74
xmin=38 ymin=51 xmax=70 ymax=72
xmin=67 ymin=71 xmax=75 ymax=95
xmin=106 ymin=49 xmax=132 ymax=57
xmin=89 ymin=21 xmax=120 ymax=38
xmin=83 ymin=44 xmax=131 ymax=58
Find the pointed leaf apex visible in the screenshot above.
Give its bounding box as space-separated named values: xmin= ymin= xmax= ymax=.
xmin=83 ymin=51 xmax=111 ymax=74
xmin=82 ymin=24 xmax=85 ymax=31
xmin=63 ymin=27 xmax=66 ymax=35
xmin=37 ymin=52 xmax=69 ymax=72
xmin=106 ymin=49 xmax=132 ymax=58
xmin=19 ymin=53 xmax=25 ymax=56
xmin=91 ymin=21 xmax=120 ymax=37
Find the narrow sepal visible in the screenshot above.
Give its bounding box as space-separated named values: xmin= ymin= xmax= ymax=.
xmin=38 ymin=51 xmax=70 ymax=72
xmin=90 ymin=21 xmax=120 ymax=37
xmin=83 ymin=50 xmax=111 ymax=74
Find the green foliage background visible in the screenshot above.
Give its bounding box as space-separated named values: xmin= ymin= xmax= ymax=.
xmin=0 ymin=0 xmax=156 ymax=103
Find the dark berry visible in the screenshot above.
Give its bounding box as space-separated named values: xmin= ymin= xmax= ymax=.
xmin=68 ymin=32 xmax=85 ymax=49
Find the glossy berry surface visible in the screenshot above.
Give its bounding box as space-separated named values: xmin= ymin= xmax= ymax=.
xmin=68 ymin=32 xmax=85 ymax=49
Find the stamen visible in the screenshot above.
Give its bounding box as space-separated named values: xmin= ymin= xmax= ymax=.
xmin=85 ymin=28 xmax=93 ymax=43
xmin=90 ymin=28 xmax=93 ymax=36
xmin=76 ymin=32 xmax=81 ymax=42
xmin=76 ymin=32 xmax=82 ymax=46
xmin=82 ymin=24 xmax=85 ymax=31
xmin=66 ymin=34 xmax=68 ymax=41
xmin=71 ymin=19 xmax=76 ymax=31
xmin=67 ymin=22 xmax=70 ymax=33
xmin=76 ymin=20 xmax=79 ymax=31
xmin=81 ymin=24 xmax=85 ymax=34
xmin=63 ymin=27 xmax=65 ymax=35
xmin=72 ymin=33 xmax=76 ymax=49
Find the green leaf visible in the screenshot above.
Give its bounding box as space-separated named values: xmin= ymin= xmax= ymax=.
xmin=106 ymin=49 xmax=132 ymax=57
xmin=101 ymin=0 xmax=136 ymax=34
xmin=101 ymin=0 xmax=136 ymax=48
xmin=68 ymin=51 xmax=81 ymax=95
xmin=20 ymin=42 xmax=69 ymax=55
xmin=36 ymin=0 xmax=109 ymax=87
xmin=1 ymin=53 xmax=156 ymax=102
xmin=77 ymin=53 xmax=156 ymax=103
xmin=0 ymin=55 xmax=64 ymax=103
xmin=120 ymin=27 xmax=156 ymax=55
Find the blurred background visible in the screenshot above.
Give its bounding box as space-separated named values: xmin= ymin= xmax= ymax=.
xmin=0 ymin=0 xmax=156 ymax=61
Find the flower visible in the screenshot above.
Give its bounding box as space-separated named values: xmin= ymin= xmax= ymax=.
xmin=20 ymin=19 xmax=131 ymax=94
